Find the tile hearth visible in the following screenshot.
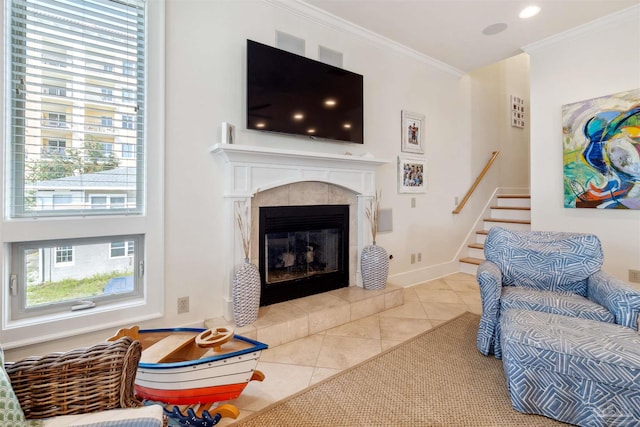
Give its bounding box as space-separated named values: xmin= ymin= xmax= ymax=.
xmin=204 ymin=272 xmax=481 ymax=426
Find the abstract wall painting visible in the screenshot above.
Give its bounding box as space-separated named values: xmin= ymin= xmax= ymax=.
xmin=562 ymin=88 xmax=640 ymax=209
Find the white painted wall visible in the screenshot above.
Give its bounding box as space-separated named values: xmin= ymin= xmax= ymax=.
xmin=6 ymin=0 xmax=480 ymax=359
xmin=526 ymin=6 xmax=640 ymax=283
xmin=467 ymin=53 xmax=531 ymax=198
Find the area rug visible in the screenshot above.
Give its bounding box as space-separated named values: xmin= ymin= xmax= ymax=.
xmin=231 ymin=312 xmax=566 ymax=426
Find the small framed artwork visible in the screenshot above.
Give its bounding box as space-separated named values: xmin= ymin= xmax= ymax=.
xmin=398 ymin=155 xmax=427 ymax=193
xmin=510 ymin=95 xmax=525 ymax=128
xmin=401 ymin=110 xmax=425 ymax=154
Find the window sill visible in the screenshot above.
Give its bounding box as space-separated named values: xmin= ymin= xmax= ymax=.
xmin=1 ymin=297 xmax=163 ymax=349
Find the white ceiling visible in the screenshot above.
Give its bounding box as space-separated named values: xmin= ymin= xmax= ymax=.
xmin=304 ymin=0 xmax=639 ymax=72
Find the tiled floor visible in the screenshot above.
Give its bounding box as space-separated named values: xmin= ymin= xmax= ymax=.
xmin=213 ymin=272 xmax=481 ymax=426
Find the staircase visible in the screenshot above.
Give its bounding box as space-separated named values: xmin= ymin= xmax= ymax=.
xmin=459 ymin=194 xmax=531 ymax=274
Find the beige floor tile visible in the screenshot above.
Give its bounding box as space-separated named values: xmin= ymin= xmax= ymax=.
xmin=308 ymin=303 xmax=351 ymax=334
xmin=384 ymin=288 xmax=404 ymax=309
xmin=325 ymin=314 xmax=381 ymax=339
xmin=381 ymin=339 xmax=403 ymax=351
xmin=289 ymin=292 xmax=349 ymax=313
xmin=258 ymin=333 xmax=325 ymax=366
xmin=329 ymin=285 xmax=385 ymax=303
xmin=256 ymin=315 xmax=309 ymax=347
xmin=413 ymin=278 xmax=452 ymax=290
xmin=350 ymin=294 xmax=386 ymax=320
xmin=379 ymin=316 xmax=432 ymax=341
xmin=315 ymin=335 xmax=382 ymax=369
xmin=253 ymin=301 xmax=307 ymax=328
xmin=310 ymin=367 xmax=341 ymax=385
xmin=402 ymin=287 xmax=421 ymax=302
xmin=422 ymin=301 xmax=469 ymax=321
xmin=413 ymin=287 xmax=464 ymax=304
xmin=445 ymin=277 xmax=479 ymax=293
xmin=223 ymin=361 xmax=315 ymax=412
xmin=378 ymin=300 xmax=428 ymax=319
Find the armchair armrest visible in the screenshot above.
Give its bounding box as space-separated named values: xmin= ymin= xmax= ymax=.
xmin=476 ymin=260 xmax=503 ymax=356
xmin=587 ymin=271 xmax=640 ymax=330
xmin=5 ymin=337 xmax=142 ymax=419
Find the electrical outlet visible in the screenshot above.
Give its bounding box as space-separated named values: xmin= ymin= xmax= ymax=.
xmin=177 ymin=296 xmax=190 ymax=314
xmin=629 ymin=269 xmax=640 ymax=284
xmin=411 ymin=198 xmax=416 ymax=208
xmin=417 ymin=252 xmax=422 ymax=262
xmin=411 ymin=253 xmax=416 ymax=264
xmin=455 ymin=196 xmax=459 ymax=205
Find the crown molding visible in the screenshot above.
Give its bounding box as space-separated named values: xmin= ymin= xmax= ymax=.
xmin=522 ymin=4 xmax=640 ymax=54
xmin=263 ymin=0 xmax=465 ymax=78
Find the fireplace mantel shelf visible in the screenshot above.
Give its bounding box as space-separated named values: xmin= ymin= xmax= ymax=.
xmin=210 ymin=143 xmax=390 ymax=168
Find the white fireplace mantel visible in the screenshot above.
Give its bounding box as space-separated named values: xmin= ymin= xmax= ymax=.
xmin=210 ymin=143 xmax=390 ymax=321
xmin=210 ymin=143 xmax=389 ymax=197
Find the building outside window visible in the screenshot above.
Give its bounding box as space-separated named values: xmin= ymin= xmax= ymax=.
xmin=122 ymin=115 xmax=135 ymax=129
xmin=43 ymin=138 xmax=66 ymax=156
xmin=110 ymin=241 xmax=134 ymax=258
xmin=2 ymin=0 xmax=163 ymax=347
xmin=101 ymin=88 xmax=113 ymax=101
xmin=43 ymin=112 xmax=67 ymax=127
xmin=101 ymin=116 xmax=113 ymax=127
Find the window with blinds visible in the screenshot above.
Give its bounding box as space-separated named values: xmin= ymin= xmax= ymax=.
xmin=8 ymin=0 xmax=145 ymax=217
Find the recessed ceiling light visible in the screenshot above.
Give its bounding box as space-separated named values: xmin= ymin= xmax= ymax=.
xmin=256 ymin=122 xmax=266 ymax=128
xmin=482 ymin=23 xmax=508 ymax=36
xmin=343 ymin=123 xmax=351 ymax=129
xmin=293 ymin=113 xmax=304 ymax=120
xmin=519 ymin=5 xmax=541 ymax=19
xmin=307 ymin=128 xmax=316 ymax=134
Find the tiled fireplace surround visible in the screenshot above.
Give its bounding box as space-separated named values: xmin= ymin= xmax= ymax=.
xmin=210 ymin=144 xmax=402 ymax=346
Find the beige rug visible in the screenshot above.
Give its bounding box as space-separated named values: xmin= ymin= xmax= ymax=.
xmin=231 ymin=312 xmax=566 ymax=426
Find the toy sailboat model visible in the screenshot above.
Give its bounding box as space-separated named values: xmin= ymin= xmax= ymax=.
xmin=109 ymin=326 xmax=268 ymax=426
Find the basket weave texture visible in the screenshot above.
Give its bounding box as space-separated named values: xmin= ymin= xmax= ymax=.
xmin=5 ymin=337 xmax=142 ymax=419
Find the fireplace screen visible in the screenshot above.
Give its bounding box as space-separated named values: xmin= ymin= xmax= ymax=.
xmin=259 ymin=204 xmax=349 ymax=306
xmin=265 ymin=229 xmax=340 ymax=284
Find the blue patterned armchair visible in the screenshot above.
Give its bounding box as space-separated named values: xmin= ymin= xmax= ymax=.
xmin=477 ymin=226 xmax=640 ymax=359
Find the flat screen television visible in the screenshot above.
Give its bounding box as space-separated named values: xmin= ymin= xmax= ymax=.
xmin=247 ymin=39 xmax=364 ymax=144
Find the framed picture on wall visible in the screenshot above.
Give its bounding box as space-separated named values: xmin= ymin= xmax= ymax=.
xmin=401 ymin=110 xmax=425 ymax=154
xmin=398 ymin=155 xmax=427 ymax=193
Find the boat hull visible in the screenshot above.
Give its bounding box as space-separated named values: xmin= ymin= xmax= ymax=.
xmin=135 ymin=328 xmax=267 ymax=405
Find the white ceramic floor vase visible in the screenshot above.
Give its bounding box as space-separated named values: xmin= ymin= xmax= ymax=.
xmin=232 ymin=259 xmax=261 ymax=327
xmin=361 ymin=243 xmax=389 ymax=290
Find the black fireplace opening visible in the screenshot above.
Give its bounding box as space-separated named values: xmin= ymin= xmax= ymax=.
xmin=259 ymin=204 xmax=349 ymax=306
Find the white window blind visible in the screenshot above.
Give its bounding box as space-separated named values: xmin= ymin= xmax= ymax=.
xmin=8 ymin=0 xmax=145 ymax=217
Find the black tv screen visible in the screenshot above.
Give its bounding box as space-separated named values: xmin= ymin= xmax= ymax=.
xmin=247 ymin=40 xmax=364 ymax=144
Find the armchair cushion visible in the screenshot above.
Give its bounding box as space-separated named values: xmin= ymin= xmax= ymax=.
xmin=41 ymin=404 xmax=164 ymax=427
xmin=501 ymin=287 xmax=614 ymax=324
xmin=484 ymin=227 xmax=603 ymax=296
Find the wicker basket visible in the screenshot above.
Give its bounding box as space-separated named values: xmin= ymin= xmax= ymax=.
xmin=5 ymin=337 xmax=143 ymax=419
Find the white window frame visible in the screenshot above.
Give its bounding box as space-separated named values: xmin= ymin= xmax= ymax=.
xmin=0 ymin=0 xmax=165 ymax=349
xmin=11 ymin=235 xmax=144 ymax=322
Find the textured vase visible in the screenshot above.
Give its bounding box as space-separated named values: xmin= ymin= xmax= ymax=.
xmin=361 ymin=243 xmax=389 ymax=290
xmin=232 ymin=259 xmax=261 ymax=327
